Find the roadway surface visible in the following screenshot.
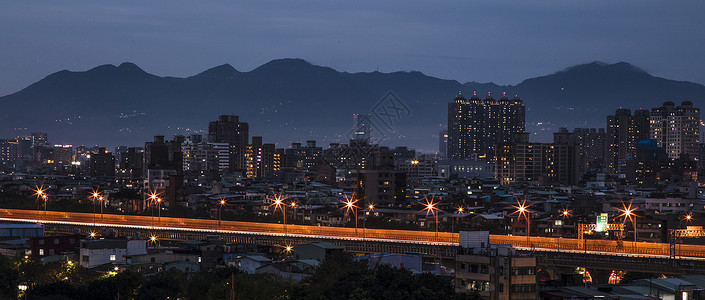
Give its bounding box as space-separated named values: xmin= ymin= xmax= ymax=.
xmin=2 ymin=209 xmax=705 ymax=259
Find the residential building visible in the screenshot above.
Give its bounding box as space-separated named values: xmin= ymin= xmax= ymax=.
xmin=650 ymin=101 xmax=700 ymax=160
xmin=455 ymin=231 xmax=537 ymax=299
xmin=448 ymin=92 xmax=525 ymax=161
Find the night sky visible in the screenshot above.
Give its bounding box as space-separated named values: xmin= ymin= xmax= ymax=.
xmin=2 ymin=1 xmax=704 ymax=98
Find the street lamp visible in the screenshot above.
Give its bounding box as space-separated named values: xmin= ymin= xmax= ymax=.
xmin=218 ymin=199 xmax=226 ymax=229
xmin=341 ymin=193 xmax=360 ymax=235
xmin=617 ymin=200 xmax=639 ymax=250
xmin=422 ymin=196 xmax=440 ymax=237
xmin=42 ymin=194 xmax=48 ymax=216
xmin=511 ymin=198 xmax=533 ymax=244
xmin=268 ymin=190 xmax=288 ymax=234
xmin=290 ymin=201 xmax=298 ymax=224
xmin=90 ymin=188 xmax=102 ymax=227
xmin=146 ymin=189 xmax=161 ymax=229
xmin=363 ymin=203 xmax=375 ymax=238
xmin=33 ymin=184 xmax=47 ymax=213
xmin=98 ymin=195 xmax=105 ymax=220
xmin=453 ymin=206 xmax=465 ymax=234
xmin=682 ymin=212 xmax=693 ymax=228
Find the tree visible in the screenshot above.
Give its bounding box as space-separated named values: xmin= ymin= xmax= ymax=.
xmin=0 ymin=255 xmax=19 ymax=299
xmin=136 ymin=268 xmax=187 ymax=300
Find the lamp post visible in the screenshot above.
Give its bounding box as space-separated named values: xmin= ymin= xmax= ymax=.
xmin=42 ymin=194 xmax=48 ymax=216
xmin=617 ymin=200 xmax=639 ymax=251
xmin=511 ymin=198 xmax=533 ymax=245
xmin=453 ymin=206 xmax=465 ymax=234
xmin=342 ymin=193 xmax=359 ymax=236
xmin=363 ymin=203 xmax=374 ymax=238
xmin=681 ymin=212 xmax=693 ymax=229
xmin=422 ymin=196 xmax=440 ymax=238
xmin=147 ymin=190 xmax=160 ymax=229
xmin=90 ymin=188 xmax=102 ymax=228
xmin=290 ymin=201 xmax=297 ymax=224
xmin=33 ymin=184 xmax=47 ymax=214
xmin=99 ymin=195 xmax=104 ymax=220
xmin=218 ymin=199 xmax=226 ymax=229
xmin=268 ymin=190 xmax=288 ymax=234
xmin=558 ymin=209 xmax=571 ymax=251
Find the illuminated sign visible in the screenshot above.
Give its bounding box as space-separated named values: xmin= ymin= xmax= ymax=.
xmin=595 ymin=213 xmax=608 ymax=232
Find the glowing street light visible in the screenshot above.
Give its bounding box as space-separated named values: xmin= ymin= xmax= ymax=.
xmin=511 ymin=198 xmax=533 ymax=244
xmin=363 ymin=203 xmax=375 ymax=238
xmin=41 ymin=194 xmax=48 ymax=216
xmin=90 ymin=188 xmax=102 ymax=227
xmin=218 ymin=199 xmax=226 ymax=229
xmin=452 ymin=205 xmax=465 ymax=234
xmin=422 ymin=196 xmax=441 ymax=237
xmin=560 ymin=209 xmax=571 ymax=219
xmin=32 ymin=184 xmax=49 ymax=216
xmin=268 ymin=190 xmax=289 ymax=233
xmin=341 ymin=193 xmax=360 ymax=235
xmin=146 ymin=189 xmax=162 ymax=229
xmin=682 ymin=212 xmax=694 ymax=228
xmin=617 ymin=200 xmax=639 ymax=249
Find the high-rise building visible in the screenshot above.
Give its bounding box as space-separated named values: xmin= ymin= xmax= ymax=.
xmin=182 ymin=134 xmax=229 ymax=180
xmin=350 ymin=148 xmax=406 ymax=204
xmin=496 ymin=132 xmax=580 ymax=186
xmin=352 ymin=114 xmax=371 ymax=142
xmin=283 ymin=141 xmax=322 ymax=173
xmin=117 ymin=147 xmax=144 ymax=186
xmin=89 ymin=147 xmax=115 ymax=178
xmin=650 ymin=101 xmax=700 ymax=160
xmin=606 ymin=109 xmax=650 ymax=173
xmin=448 ymin=92 xmax=525 ymax=161
xmin=209 ymin=115 xmax=249 ymax=172
xmin=554 ymin=128 xmax=607 ymax=173
xmin=439 ymin=129 xmax=448 ymax=158
xmin=245 ymin=136 xmax=280 ymax=179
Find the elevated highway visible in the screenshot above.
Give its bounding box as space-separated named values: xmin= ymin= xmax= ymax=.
xmin=3 ymin=208 xmax=705 ymax=275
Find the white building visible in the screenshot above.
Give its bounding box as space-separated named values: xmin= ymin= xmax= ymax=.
xmin=80 ymin=239 xmax=147 ymax=268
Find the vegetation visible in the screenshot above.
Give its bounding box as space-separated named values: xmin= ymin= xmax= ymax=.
xmin=1 ymin=253 xmax=474 ymax=300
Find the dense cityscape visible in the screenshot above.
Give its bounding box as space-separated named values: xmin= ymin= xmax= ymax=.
xmin=3 ymin=1 xmax=705 ymax=300
xmin=0 ymin=87 xmax=703 ymax=299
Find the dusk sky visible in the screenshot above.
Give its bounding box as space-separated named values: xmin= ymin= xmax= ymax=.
xmin=2 ymin=1 xmax=704 ymax=98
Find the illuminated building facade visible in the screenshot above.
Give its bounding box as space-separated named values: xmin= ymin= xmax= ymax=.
xmin=208 ymin=115 xmax=249 ymax=172
xmin=606 ymin=108 xmax=650 ymax=174
xmin=245 ymin=136 xmax=280 ymax=179
xmin=447 ymin=92 xmax=525 ymax=161
xmin=650 ymin=101 xmax=700 ymax=160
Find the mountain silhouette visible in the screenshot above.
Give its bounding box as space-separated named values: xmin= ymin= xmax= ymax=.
xmin=1 ymin=59 xmax=703 ymax=152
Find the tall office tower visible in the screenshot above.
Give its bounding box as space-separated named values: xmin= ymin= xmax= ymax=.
xmin=439 ymin=129 xmax=448 ymax=158
xmin=650 ymin=101 xmax=700 ymax=160
xmin=352 ymin=114 xmax=371 ymax=142
xmin=448 ymin=91 xmax=525 ymax=161
xmin=606 ymin=109 xmax=650 ymax=173
xmin=208 ymin=115 xmax=249 ymax=172
xmin=182 ymin=134 xmax=229 ymax=178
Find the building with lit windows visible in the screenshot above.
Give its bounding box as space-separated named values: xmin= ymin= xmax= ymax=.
xmin=208 ymin=115 xmax=249 ymax=172
xmin=245 ymin=136 xmax=280 ymax=179
xmin=455 ymin=231 xmax=537 ymax=299
xmin=606 ymin=108 xmax=650 ymax=174
xmin=650 ymin=101 xmax=700 ymax=160
xmin=447 ymin=92 xmax=525 ymax=161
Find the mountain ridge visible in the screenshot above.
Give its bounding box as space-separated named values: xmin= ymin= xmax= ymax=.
xmin=1 ymin=60 xmax=703 ymax=152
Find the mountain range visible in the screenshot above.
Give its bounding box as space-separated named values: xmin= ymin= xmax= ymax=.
xmin=1 ymin=59 xmax=703 ymax=152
